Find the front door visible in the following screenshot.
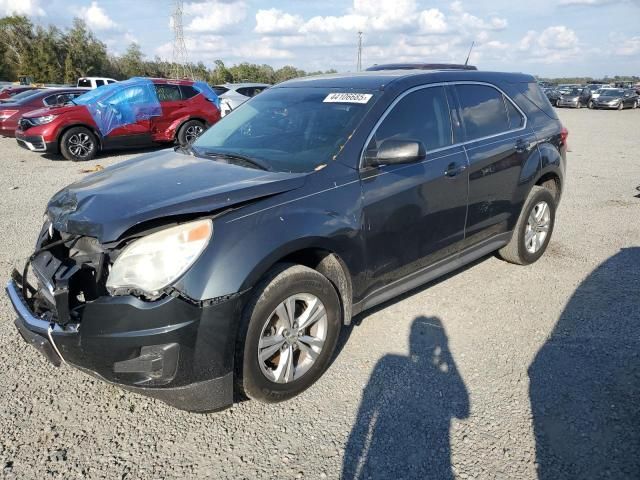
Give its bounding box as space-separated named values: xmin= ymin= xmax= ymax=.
xmin=360 ymin=85 xmax=469 ymax=297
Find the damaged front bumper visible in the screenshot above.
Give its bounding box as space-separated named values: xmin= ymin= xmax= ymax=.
xmin=6 ymin=267 xmax=247 ymax=412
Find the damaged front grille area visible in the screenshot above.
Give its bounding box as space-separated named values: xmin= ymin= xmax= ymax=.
xmin=22 ymin=222 xmax=109 ymax=327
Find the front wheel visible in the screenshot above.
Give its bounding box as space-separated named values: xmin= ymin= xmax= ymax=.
xmin=498 ymin=186 xmax=556 ymax=265
xmin=177 ymin=119 xmax=205 ymax=146
xmin=617 ymin=102 xmax=624 ymax=111
xmin=236 ymin=264 xmax=342 ymax=404
xmin=60 ymin=126 xmax=98 ymax=161
xmin=588 ymin=100 xmax=594 ymax=109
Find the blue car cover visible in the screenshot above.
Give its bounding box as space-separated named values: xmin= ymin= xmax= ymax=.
xmin=74 ymin=77 xmax=162 ymax=136
xmin=193 ymin=81 xmax=220 ymax=109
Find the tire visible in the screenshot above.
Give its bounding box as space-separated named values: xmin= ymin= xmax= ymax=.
xmin=498 ymin=186 xmax=556 ymax=266
xmin=576 ymin=101 xmax=581 ymax=109
xmin=176 ymin=119 xmax=205 ymax=146
xmin=617 ymin=102 xmax=624 ymax=111
xmin=235 ymin=263 xmax=342 ymax=404
xmin=588 ymin=100 xmax=594 ymax=109
xmin=60 ymin=126 xmax=98 ymax=161
xmin=633 ymin=101 xmax=637 ymax=109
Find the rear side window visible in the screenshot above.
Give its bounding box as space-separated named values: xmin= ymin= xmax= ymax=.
xmin=212 ymin=86 xmax=229 ymax=96
xmin=455 ymin=84 xmax=510 ymax=141
xmin=180 ymin=85 xmax=199 ymax=99
xmin=368 ymin=86 xmax=453 ymax=152
xmin=504 ymin=97 xmax=525 ymax=129
xmin=237 ymin=87 xmax=266 ymax=98
xmin=155 ymin=84 xmax=182 ymax=102
xmin=95 ymin=80 xmax=105 ymax=87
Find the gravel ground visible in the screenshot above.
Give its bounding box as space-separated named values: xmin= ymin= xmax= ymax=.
xmin=1 ymin=109 xmax=639 ymax=480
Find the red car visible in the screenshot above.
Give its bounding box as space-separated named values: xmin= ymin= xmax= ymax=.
xmin=15 ymin=77 xmax=221 ymax=161
xmin=0 ymin=88 xmax=87 ymax=137
xmin=0 ymin=85 xmax=40 ymax=100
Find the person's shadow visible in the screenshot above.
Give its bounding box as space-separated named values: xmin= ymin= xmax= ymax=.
xmin=342 ymin=316 xmax=469 ymax=480
xmin=529 ymin=247 xmax=640 ymax=479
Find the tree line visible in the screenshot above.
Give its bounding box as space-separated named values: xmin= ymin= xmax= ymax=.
xmin=0 ymin=15 xmax=337 ymax=85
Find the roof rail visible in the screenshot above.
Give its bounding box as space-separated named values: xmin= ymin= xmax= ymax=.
xmin=366 ymin=63 xmax=478 ymax=72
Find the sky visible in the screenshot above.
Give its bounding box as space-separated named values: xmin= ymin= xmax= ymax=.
xmin=1 ymin=0 xmax=639 ymax=77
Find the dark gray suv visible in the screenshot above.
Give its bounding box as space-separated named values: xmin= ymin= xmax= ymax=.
xmin=7 ymin=68 xmax=567 ymax=411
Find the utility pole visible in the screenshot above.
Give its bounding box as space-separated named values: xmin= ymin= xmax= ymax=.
xmin=357 ymin=31 xmax=363 ymax=72
xmin=171 ymin=0 xmax=194 ymax=79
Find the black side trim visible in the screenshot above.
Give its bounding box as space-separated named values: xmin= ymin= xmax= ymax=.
xmin=353 ymin=232 xmax=512 ymax=315
xmin=74 ymin=364 xmax=234 ymax=412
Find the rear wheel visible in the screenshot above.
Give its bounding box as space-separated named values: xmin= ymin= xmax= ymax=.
xmin=177 ymin=119 xmax=205 ymax=146
xmin=236 ymin=264 xmax=342 ymax=403
xmin=60 ymin=126 xmax=98 ymax=161
xmin=498 ymin=186 xmax=556 ymax=265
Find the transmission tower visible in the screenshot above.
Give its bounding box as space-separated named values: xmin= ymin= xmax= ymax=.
xmin=356 ymin=31 xmax=363 ymax=72
xmin=171 ymin=0 xmax=193 ymax=79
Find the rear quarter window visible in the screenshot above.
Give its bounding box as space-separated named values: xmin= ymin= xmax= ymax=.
xmin=512 ymin=82 xmax=558 ymax=120
xmin=77 ymin=79 xmax=91 ymax=88
xmin=180 ymin=85 xmax=199 ymax=99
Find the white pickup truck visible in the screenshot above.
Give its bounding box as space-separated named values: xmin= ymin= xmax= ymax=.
xmin=77 ymin=77 xmax=117 ymax=89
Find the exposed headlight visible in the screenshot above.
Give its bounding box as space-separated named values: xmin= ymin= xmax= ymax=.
xmin=106 ymin=219 xmax=213 ymax=296
xmin=30 ymin=114 xmax=57 ymax=125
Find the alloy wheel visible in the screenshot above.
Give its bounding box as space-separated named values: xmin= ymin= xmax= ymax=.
xmin=257 ymin=293 xmax=328 ymax=384
xmin=184 ymin=124 xmax=203 ymax=144
xmin=525 ymin=201 xmax=551 ymax=254
xmin=67 ymin=133 xmax=93 ymax=158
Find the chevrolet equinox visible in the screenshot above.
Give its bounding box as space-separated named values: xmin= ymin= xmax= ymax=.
xmin=6 ymin=68 xmax=567 ymax=412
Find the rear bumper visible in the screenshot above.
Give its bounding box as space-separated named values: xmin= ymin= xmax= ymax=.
xmin=6 ymin=277 xmax=247 ymax=412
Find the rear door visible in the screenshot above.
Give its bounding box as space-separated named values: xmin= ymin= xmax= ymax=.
xmin=102 ymin=84 xmax=155 ymax=147
xmin=151 ymin=83 xmax=184 ymax=139
xmin=360 ymin=85 xmax=469 ymax=296
xmin=453 ymin=82 xmax=537 ymax=248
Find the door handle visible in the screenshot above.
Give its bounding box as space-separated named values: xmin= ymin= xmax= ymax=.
xmin=444 ymin=162 xmax=466 ymax=177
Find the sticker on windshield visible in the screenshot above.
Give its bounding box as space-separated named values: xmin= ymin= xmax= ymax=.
xmin=323 ymin=93 xmax=373 ymax=104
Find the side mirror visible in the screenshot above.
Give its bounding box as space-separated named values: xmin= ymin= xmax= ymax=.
xmin=365 ymin=139 xmax=426 ymax=167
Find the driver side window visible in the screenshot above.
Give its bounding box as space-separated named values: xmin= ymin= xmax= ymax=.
xmin=367 ymin=86 xmax=453 ymax=154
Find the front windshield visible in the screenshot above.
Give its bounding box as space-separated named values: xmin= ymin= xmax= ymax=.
xmin=193 ymin=87 xmax=378 ymax=173
xmin=600 ymin=89 xmax=624 ymax=96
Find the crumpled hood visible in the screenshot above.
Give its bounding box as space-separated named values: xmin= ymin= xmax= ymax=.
xmin=47 ymin=149 xmax=306 ymax=242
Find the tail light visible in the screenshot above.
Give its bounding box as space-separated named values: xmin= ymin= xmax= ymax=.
xmin=560 ymin=127 xmax=569 ymax=145
xmin=0 ymin=110 xmax=18 ymax=121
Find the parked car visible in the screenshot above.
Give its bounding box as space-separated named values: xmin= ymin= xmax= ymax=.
xmin=544 ymin=87 xmax=561 ymax=106
xmin=0 ymin=88 xmax=88 ymax=137
xmin=0 ymin=85 xmax=40 ymax=100
xmin=215 ymin=83 xmax=269 ymax=116
xmin=0 ymin=88 xmax=45 ymax=104
xmin=15 ymin=77 xmax=220 ymax=161
xmin=588 ymin=88 xmax=618 ymax=108
xmin=6 ymin=69 xmax=566 ymax=412
xmin=556 ymin=87 xmax=587 ymax=108
xmin=77 ymin=77 xmax=117 ymax=89
xmin=591 ymin=88 xmax=638 ymax=110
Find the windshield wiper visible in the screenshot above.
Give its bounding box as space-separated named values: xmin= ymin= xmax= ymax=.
xmin=199 ymin=149 xmax=271 ymax=171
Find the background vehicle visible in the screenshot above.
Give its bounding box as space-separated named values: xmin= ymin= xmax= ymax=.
xmin=15 ymin=77 xmax=220 ymax=161
xmin=214 ymin=83 xmax=269 ymax=116
xmin=588 ymin=87 xmax=617 ymax=108
xmin=77 ymin=77 xmax=117 ymax=89
xmin=556 ymin=87 xmax=586 ymax=108
xmin=0 ymin=86 xmax=40 ymax=100
xmin=0 ymin=88 xmax=88 ymax=137
xmin=592 ymin=88 xmax=638 ymax=110
xmin=544 ymin=87 xmax=561 ymax=106
xmin=7 ymin=69 xmax=566 ymax=412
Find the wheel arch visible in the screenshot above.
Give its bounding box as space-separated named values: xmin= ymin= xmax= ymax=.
xmin=57 ymin=123 xmax=102 ymax=151
xmin=173 ymin=116 xmax=207 ymax=140
xmin=241 ymin=242 xmax=354 ymax=326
